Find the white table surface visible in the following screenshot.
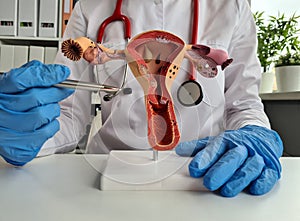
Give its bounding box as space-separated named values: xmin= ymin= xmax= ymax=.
xmin=0 ymin=154 xmax=299 ymax=221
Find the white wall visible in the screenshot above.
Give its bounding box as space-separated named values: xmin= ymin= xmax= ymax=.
xmin=251 ymin=0 xmax=299 ymax=16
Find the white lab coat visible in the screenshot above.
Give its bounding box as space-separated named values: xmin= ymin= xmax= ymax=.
xmin=39 ymin=0 xmax=270 ymax=155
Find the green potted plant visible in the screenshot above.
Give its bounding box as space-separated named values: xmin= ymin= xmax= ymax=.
xmin=272 ymin=12 xmax=300 ymax=66
xmin=276 ymin=53 xmax=300 ymax=67
xmin=273 ymin=13 xmax=300 ymax=92
xmin=254 ymin=12 xmax=300 ymax=93
xmin=253 ymin=11 xmax=277 ymax=93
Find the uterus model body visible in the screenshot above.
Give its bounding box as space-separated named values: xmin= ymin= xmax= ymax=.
xmin=61 ymin=30 xmax=232 ymax=152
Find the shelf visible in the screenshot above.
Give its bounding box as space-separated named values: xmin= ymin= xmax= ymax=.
xmin=259 ymin=91 xmax=300 ymax=100
xmin=0 ymin=36 xmax=61 ymax=47
xmin=0 ymin=36 xmax=60 ymax=41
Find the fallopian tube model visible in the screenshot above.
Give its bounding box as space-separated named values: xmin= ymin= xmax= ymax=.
xmin=61 ymin=30 xmax=232 ymax=151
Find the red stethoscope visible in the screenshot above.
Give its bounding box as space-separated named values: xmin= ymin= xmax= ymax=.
xmin=97 ymin=0 xmax=203 ymax=106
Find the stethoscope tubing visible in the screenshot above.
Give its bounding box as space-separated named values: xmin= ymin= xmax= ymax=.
xmin=97 ymin=0 xmax=131 ymax=43
xmin=94 ymin=0 xmax=201 ymax=104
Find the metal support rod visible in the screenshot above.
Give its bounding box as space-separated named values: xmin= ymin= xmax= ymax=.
xmin=153 ymin=150 xmax=158 ymax=162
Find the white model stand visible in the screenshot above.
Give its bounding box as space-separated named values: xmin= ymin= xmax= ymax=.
xmin=100 ymin=150 xmax=206 ymax=191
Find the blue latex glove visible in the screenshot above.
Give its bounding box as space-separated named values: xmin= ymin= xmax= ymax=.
xmin=0 ymin=60 xmax=74 ymax=166
xmin=176 ymin=125 xmax=283 ymax=197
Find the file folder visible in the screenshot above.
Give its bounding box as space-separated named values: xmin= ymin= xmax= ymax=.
xmin=29 ymin=46 xmax=44 ymax=62
xmin=61 ymin=0 xmax=74 ymax=36
xmin=38 ymin=0 xmax=59 ymax=37
xmin=14 ymin=45 xmax=29 ymax=68
xmin=18 ymin=0 xmax=38 ymax=37
xmin=0 ymin=45 xmax=14 ymax=72
xmin=44 ymin=47 xmax=58 ymax=64
xmin=0 ymin=0 xmax=18 ymax=36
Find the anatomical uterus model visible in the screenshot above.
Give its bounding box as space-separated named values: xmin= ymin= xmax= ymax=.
xmin=61 ymin=30 xmax=232 ymax=151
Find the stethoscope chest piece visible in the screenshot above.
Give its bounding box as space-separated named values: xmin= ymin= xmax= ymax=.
xmin=177 ymin=80 xmax=203 ymax=107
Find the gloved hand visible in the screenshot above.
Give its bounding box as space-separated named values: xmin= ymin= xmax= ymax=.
xmin=176 ymin=125 xmax=283 ymax=197
xmin=0 ymin=60 xmax=74 ymax=166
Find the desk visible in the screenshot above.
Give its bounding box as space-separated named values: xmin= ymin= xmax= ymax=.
xmin=0 ymin=155 xmax=299 ymax=221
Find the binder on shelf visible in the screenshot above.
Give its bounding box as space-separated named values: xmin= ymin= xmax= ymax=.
xmin=29 ymin=46 xmax=44 ymax=62
xmin=14 ymin=45 xmax=28 ymax=68
xmin=44 ymin=47 xmax=58 ymax=64
xmin=61 ymin=0 xmax=74 ymax=36
xmin=0 ymin=45 xmax=14 ymax=73
xmin=0 ymin=0 xmax=18 ymax=36
xmin=18 ymin=0 xmax=38 ymax=37
xmin=38 ymin=0 xmax=59 ymax=38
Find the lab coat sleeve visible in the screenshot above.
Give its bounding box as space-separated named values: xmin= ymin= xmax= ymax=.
xmin=38 ymin=1 xmax=93 ymax=156
xmin=223 ymin=0 xmax=270 ymax=130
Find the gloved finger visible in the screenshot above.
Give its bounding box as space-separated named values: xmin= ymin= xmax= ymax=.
xmin=203 ymin=145 xmax=248 ymax=191
xmin=175 ymin=137 xmax=209 ymax=157
xmin=1 ymin=155 xmax=28 ymax=167
xmin=0 ymin=119 xmax=60 ymax=166
xmin=188 ymin=135 xmax=228 ymax=178
xmin=0 ymin=119 xmax=60 ymax=149
xmin=220 ymin=153 xmax=264 ymax=197
xmin=0 ymin=103 xmax=60 ymax=132
xmin=0 ymin=60 xmax=71 ymax=93
xmin=243 ymin=125 xmax=283 ymax=158
xmin=18 ymin=60 xmax=43 ymax=68
xmin=249 ymin=167 xmax=279 ymax=195
xmin=0 ymin=87 xmax=74 ymax=112
xmin=7 ymin=60 xmax=43 ymax=71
